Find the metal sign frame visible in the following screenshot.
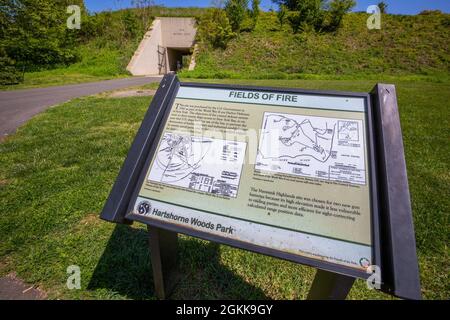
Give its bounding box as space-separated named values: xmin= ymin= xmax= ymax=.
xmin=100 ymin=74 xmax=421 ymax=300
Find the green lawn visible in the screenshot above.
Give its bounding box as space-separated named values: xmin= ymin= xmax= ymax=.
xmin=0 ymin=79 xmax=448 ymax=299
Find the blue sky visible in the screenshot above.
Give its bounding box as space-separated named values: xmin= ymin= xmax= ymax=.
xmin=84 ymin=0 xmax=450 ymax=15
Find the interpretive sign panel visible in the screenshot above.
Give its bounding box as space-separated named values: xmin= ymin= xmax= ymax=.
xmin=125 ymin=82 xmax=380 ymax=278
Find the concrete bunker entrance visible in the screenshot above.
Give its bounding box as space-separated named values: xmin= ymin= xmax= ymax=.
xmin=127 ymin=17 xmax=197 ymax=76
xmin=166 ymin=47 xmax=191 ymax=72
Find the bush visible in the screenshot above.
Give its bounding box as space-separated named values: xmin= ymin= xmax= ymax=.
xmin=0 ymin=0 xmax=84 ymax=71
xmin=277 ymin=4 xmax=288 ymax=29
xmin=0 ymin=52 xmax=23 ymax=85
xmin=272 ymin=0 xmax=299 ymax=10
xmin=250 ymin=0 xmax=261 ymax=28
xmin=286 ymin=0 xmax=324 ymax=33
xmin=198 ymin=8 xmax=236 ymax=49
xmin=419 ymin=10 xmax=443 ymax=16
xmin=281 ymin=0 xmax=355 ymax=33
xmin=377 ymin=2 xmax=387 ymax=14
xmin=225 ymin=0 xmax=248 ymax=32
xmin=323 ymin=0 xmax=355 ymax=31
xmin=123 ymin=10 xmax=140 ymax=39
xmin=240 ymin=16 xmax=257 ymax=32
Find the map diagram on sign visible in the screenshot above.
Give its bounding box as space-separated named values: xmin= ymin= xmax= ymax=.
xmin=148 ymin=133 xmax=246 ymax=197
xmin=255 ymin=112 xmax=367 ymax=185
xmin=338 ymin=120 xmax=359 ymax=141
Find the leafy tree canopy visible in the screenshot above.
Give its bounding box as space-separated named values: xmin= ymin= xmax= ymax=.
xmin=1 ymin=0 xmax=86 ymax=71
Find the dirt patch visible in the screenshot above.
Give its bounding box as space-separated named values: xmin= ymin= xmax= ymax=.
xmin=107 ymin=89 xmax=157 ymax=98
xmin=79 ymin=213 xmax=101 ymax=226
xmin=0 ymin=134 xmax=9 ymax=143
xmin=0 ymin=273 xmax=47 ymax=300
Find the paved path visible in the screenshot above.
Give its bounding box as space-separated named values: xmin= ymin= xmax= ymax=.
xmin=0 ymin=273 xmax=47 ymax=300
xmin=0 ymin=76 xmax=162 ymax=138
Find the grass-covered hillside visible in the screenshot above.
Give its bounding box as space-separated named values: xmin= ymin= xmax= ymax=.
xmin=182 ymin=11 xmax=450 ymax=80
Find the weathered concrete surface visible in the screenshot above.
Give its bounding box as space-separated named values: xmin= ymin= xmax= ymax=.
xmin=127 ymin=17 xmax=196 ymax=75
xmin=0 ymin=76 xmax=161 ymax=139
xmin=127 ymin=19 xmax=164 ymax=75
xmin=160 ymin=17 xmax=196 ymax=48
xmin=0 ymin=273 xmax=47 ymax=300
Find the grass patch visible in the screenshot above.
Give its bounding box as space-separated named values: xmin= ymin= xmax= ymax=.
xmin=0 ymin=79 xmax=448 ymax=299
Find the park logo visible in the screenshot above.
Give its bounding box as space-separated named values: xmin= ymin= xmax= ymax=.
xmin=137 ymin=200 xmax=152 ymax=216
xmin=359 ymin=257 xmax=370 ymax=268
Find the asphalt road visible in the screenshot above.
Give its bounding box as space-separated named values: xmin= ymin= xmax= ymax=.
xmin=0 ymin=76 xmax=162 ymax=138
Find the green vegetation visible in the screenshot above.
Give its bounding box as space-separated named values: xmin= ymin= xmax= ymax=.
xmin=0 ymin=44 xmax=134 ymax=90
xmin=1 ymin=5 xmax=208 ymax=89
xmin=197 ymin=8 xmax=236 ymax=50
xmin=201 ymin=0 xmax=354 ymax=49
xmin=277 ymin=4 xmax=288 ymax=28
xmin=3 ymin=3 xmax=448 ymax=88
xmin=0 ymin=78 xmax=448 ymax=299
xmin=0 ymin=52 xmax=23 ymax=85
xmin=197 ymin=0 xmax=261 ymax=50
xmin=1 ymin=0 xmax=84 ymax=69
xmin=225 ymin=0 xmax=249 ymax=32
xmin=272 ymin=0 xmax=355 ymax=32
xmin=378 ymin=2 xmax=387 ymax=14
xmin=181 ymin=11 xmax=450 ymax=80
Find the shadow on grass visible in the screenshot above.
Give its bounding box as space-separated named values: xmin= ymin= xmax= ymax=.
xmin=88 ymin=225 xmax=268 ymax=299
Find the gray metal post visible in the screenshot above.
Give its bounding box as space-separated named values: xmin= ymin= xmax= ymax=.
xmin=307 ymin=269 xmax=355 ymax=300
xmin=147 ymin=225 xmax=179 ymax=299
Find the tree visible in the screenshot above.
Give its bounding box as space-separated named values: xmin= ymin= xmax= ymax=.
xmin=225 ymin=0 xmax=248 ymax=32
xmin=286 ymin=0 xmax=325 ymax=33
xmin=324 ymin=0 xmax=355 ymax=31
xmin=123 ymin=10 xmax=139 ymax=39
xmin=198 ymin=8 xmax=236 ymax=49
xmin=1 ymin=0 xmax=84 ymax=72
xmin=272 ymin=0 xmax=299 ymax=10
xmin=377 ymin=2 xmax=387 ymax=14
xmin=132 ymin=0 xmax=155 ymax=30
xmin=276 ymin=0 xmax=355 ymax=33
xmin=277 ymin=4 xmax=288 ymax=28
xmin=251 ymin=0 xmax=261 ymax=26
xmin=240 ymin=0 xmax=260 ymax=32
xmin=0 ymin=48 xmax=23 ymax=85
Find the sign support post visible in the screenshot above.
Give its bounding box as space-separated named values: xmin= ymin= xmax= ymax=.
xmin=307 ymin=269 xmax=355 ymax=300
xmin=147 ymin=225 xmax=179 ymax=299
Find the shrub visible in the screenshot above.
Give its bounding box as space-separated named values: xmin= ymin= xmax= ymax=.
xmin=323 ymin=0 xmax=355 ymax=31
xmin=198 ymin=8 xmax=236 ymax=49
xmin=286 ymin=0 xmax=324 ymax=33
xmin=419 ymin=10 xmax=443 ymax=16
xmin=251 ymin=0 xmax=261 ymax=27
xmin=225 ymin=0 xmax=248 ymax=32
xmin=0 ymin=0 xmax=84 ymax=71
xmin=282 ymin=0 xmax=355 ymax=33
xmin=378 ymin=2 xmax=387 ymax=14
xmin=277 ymin=4 xmax=288 ymax=28
xmin=0 ymin=52 xmax=23 ymax=85
xmin=272 ymin=0 xmax=299 ymax=10
xmin=123 ymin=10 xmax=140 ymax=39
